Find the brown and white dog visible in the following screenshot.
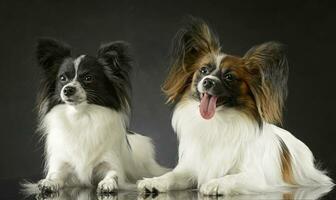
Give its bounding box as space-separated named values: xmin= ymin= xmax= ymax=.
xmin=138 ymin=17 xmax=333 ymax=196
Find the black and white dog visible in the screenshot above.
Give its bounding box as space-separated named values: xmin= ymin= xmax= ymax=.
xmin=34 ymin=38 xmax=167 ymax=194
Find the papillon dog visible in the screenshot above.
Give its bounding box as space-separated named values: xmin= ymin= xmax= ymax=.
xmin=31 ymin=38 xmax=168 ymax=194
xmin=138 ymin=17 xmax=333 ymax=195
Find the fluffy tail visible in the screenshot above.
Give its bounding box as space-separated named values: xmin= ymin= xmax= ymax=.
xmin=289 ymin=141 xmax=333 ymax=186
xmin=276 ymin=127 xmax=334 ymax=186
xmin=127 ymin=133 xmax=170 ymax=179
xmin=20 ymin=180 xmax=40 ymax=196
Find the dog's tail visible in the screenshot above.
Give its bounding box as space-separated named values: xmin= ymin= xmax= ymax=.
xmin=126 ymin=133 xmax=170 ymax=178
xmin=20 ymin=180 xmax=40 ymax=196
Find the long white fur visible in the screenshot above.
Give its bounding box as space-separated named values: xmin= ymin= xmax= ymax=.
xmin=138 ymin=56 xmax=333 ymax=195
xmin=39 ymin=103 xmax=167 ymax=191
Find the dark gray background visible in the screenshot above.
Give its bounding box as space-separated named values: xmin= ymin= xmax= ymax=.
xmin=0 ymin=0 xmax=335 ymax=182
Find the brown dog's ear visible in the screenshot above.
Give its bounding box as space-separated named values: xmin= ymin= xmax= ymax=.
xmin=162 ymin=17 xmax=220 ymax=103
xmin=244 ymin=42 xmax=289 ymax=125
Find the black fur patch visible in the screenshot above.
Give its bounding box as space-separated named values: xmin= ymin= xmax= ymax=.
xmin=36 ymin=38 xmax=133 ymax=120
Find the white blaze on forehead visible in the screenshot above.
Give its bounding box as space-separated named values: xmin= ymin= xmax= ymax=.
xmin=197 ymin=54 xmax=227 ymax=93
xmin=61 ymin=55 xmax=87 ymax=105
xmin=73 ymin=55 xmax=86 ymax=79
xmin=206 ymin=53 xmax=227 ymax=76
xmin=215 ymin=53 xmax=226 ymax=68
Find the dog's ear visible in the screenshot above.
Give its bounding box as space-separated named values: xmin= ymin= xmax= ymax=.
xmin=97 ymin=41 xmax=133 ymax=112
xmin=97 ymin=41 xmax=132 ymax=82
xmin=162 ymin=16 xmax=220 ymax=103
xmin=244 ymin=42 xmax=289 ymax=125
xmin=36 ymin=38 xmax=71 ymax=73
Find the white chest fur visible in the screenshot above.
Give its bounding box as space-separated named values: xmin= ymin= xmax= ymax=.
xmin=172 ymin=99 xmax=260 ymax=184
xmin=42 ymin=103 xmax=127 ymax=184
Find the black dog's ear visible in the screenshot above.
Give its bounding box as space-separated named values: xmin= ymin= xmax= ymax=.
xmin=97 ymin=41 xmax=132 ymax=81
xmin=97 ymin=41 xmax=132 ymax=70
xmin=97 ymin=41 xmax=133 ymax=112
xmin=36 ymin=37 xmax=71 ymax=72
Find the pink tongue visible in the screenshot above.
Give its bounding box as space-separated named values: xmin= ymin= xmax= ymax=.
xmin=199 ymin=93 xmax=218 ymax=120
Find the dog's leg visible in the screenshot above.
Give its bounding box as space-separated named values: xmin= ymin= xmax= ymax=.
xmin=97 ymin=170 xmax=119 ymax=194
xmin=95 ymin=162 xmax=125 ymax=194
xmin=199 ymin=172 xmax=269 ymax=196
xmin=38 ymin=162 xmax=72 ymax=193
xmin=137 ymin=168 xmax=195 ymax=193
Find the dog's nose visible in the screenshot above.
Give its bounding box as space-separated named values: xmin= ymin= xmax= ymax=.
xmin=203 ymin=78 xmax=215 ymax=90
xmin=63 ymin=86 xmax=76 ymax=97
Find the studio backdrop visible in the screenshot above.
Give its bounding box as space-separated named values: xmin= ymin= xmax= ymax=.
xmin=0 ymin=0 xmax=335 ymax=182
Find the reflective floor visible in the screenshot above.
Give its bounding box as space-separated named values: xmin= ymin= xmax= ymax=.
xmin=25 ymin=186 xmax=335 ymax=200
xmin=1 ymin=179 xmax=334 ymax=200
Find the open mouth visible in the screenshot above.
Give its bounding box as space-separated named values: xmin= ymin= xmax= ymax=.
xmin=199 ymin=93 xmax=218 ymax=120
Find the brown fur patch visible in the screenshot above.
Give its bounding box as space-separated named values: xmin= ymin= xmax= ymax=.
xmin=163 ymin=18 xmax=288 ymax=128
xmin=283 ymin=193 xmax=294 ymax=200
xmin=243 ymin=42 xmax=288 ymax=125
xmin=218 ymin=56 xmax=263 ymax=125
xmin=279 ymin=138 xmax=296 ymax=185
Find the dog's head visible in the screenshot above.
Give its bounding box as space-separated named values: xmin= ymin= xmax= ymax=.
xmin=36 ymin=38 xmax=132 ymax=117
xmin=163 ymin=17 xmax=288 ymax=126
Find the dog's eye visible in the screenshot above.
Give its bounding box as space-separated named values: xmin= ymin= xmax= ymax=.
xmin=200 ymin=67 xmax=209 ymax=75
xmin=60 ymin=75 xmax=67 ymax=82
xmin=224 ymin=74 xmax=234 ymax=81
xmin=84 ymin=75 xmax=93 ymax=82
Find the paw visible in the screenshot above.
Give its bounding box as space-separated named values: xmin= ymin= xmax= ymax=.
xmin=35 ymin=191 xmax=59 ymax=200
xmin=137 ymin=177 xmax=169 ymax=194
xmin=97 ymin=192 xmax=117 ymax=200
xmin=137 ymin=192 xmax=164 ymax=200
xmin=97 ymin=178 xmax=118 ymax=194
xmin=37 ymin=179 xmax=60 ymax=193
xmin=200 ymin=179 xmax=232 ymax=196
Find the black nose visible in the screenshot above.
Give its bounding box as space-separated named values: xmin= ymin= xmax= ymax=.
xmin=203 ymin=78 xmax=215 ymax=90
xmin=63 ymin=86 xmax=76 ymax=97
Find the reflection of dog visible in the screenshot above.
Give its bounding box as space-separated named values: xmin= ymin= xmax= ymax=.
xmin=138 ymin=17 xmax=333 ymax=196
xmin=137 ymin=186 xmax=332 ymax=200
xmin=30 ymin=186 xmax=332 ymax=200
xmin=29 ymin=38 xmax=167 ymax=194
xmin=35 ymin=188 xmax=126 ymax=200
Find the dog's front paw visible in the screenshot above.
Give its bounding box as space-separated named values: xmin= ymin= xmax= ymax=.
xmin=97 ymin=192 xmax=117 ymax=200
xmin=97 ymin=178 xmax=118 ymax=194
xmin=37 ymin=179 xmax=61 ymax=193
xmin=36 ymin=191 xmax=59 ymax=200
xmin=200 ymin=179 xmax=233 ymax=196
xmin=137 ymin=177 xmax=169 ymax=194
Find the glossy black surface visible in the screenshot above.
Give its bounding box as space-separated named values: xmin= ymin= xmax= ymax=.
xmin=1 ymin=179 xmax=335 ymax=200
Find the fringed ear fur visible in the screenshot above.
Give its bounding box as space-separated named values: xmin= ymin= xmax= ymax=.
xmin=162 ymin=17 xmax=220 ymax=103
xmin=97 ymin=41 xmax=132 ymax=84
xmin=36 ymin=37 xmax=71 ymax=75
xmin=244 ymin=42 xmax=289 ymax=125
xmin=97 ymin=41 xmax=133 ymax=112
xmin=35 ymin=38 xmax=71 ymax=120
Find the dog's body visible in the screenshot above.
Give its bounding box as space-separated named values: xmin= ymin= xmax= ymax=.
xmin=42 ymin=103 xmax=165 ymax=191
xmin=34 ymin=38 xmax=167 ymax=193
xmin=138 ymin=18 xmax=333 ymax=195
xmin=171 ymin=99 xmax=332 ymax=194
